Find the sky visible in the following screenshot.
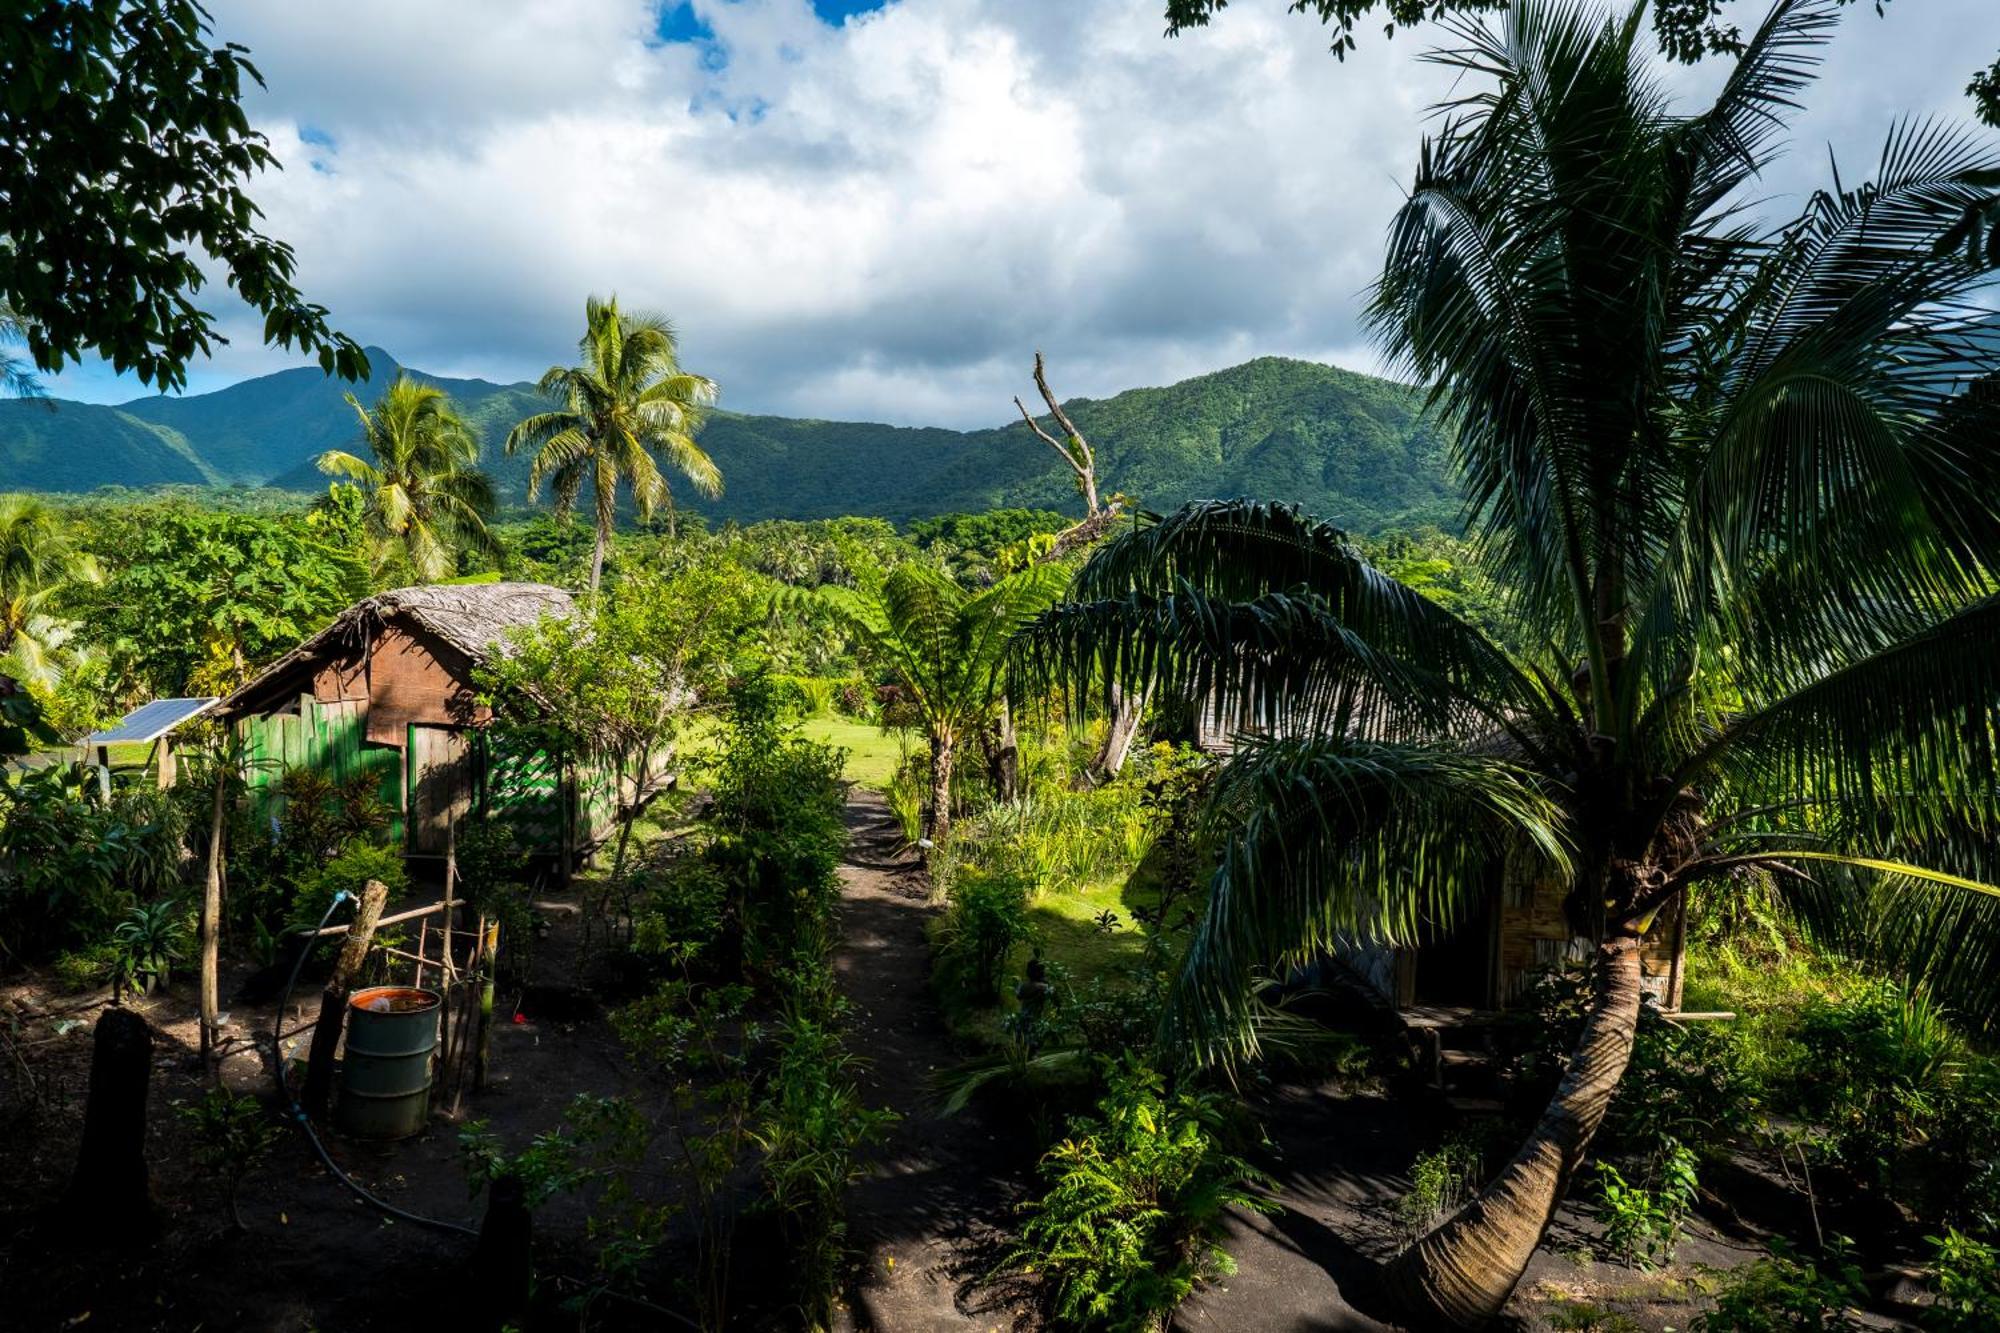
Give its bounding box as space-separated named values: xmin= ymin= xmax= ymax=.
xmin=42 ymin=0 xmax=2000 ymax=428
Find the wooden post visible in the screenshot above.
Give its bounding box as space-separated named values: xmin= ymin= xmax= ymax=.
xmin=300 ymin=878 xmax=390 ymax=1118
xmin=199 ymin=765 xmax=227 ymax=1080
xmin=474 ymin=919 xmax=499 ymax=1093
xmin=469 ymin=1173 xmax=532 ymax=1330
xmin=414 ymin=918 xmax=430 ymax=992
xmin=64 ymin=1007 xmax=154 ymax=1241
xmin=438 ymin=822 xmax=458 ymax=1082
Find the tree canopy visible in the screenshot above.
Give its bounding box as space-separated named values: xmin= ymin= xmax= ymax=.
xmin=0 ymin=0 xmax=366 ymax=389
xmin=1162 ymin=0 xmax=2000 ymax=127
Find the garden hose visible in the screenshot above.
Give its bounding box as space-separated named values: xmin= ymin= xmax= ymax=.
xmin=270 ymin=890 xmax=480 ymax=1238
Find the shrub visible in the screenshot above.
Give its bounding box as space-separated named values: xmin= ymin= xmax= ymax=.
xmin=1007 ymin=1058 xmax=1272 ymax=1332
xmin=179 ymin=1086 xmax=282 ymax=1227
xmin=1926 ymin=1229 xmax=2000 ymax=1332
xmin=1694 ymin=1241 xmax=1865 ymax=1332
xmin=51 ymin=942 xmax=119 ymax=992
xmin=110 ymin=897 xmax=192 ymax=994
xmin=937 ymin=867 xmax=1031 ymax=1005
xmin=1786 ymin=983 xmax=1962 ymax=1192
xmin=1395 ymin=1137 xmax=1484 ymax=1243
xmin=755 ymin=1010 xmax=898 ymax=1327
xmin=287 ymin=841 xmax=408 ymax=930
xmin=1594 ymin=1139 xmax=1698 ymax=1268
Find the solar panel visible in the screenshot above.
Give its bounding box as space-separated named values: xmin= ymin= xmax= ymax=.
xmin=85 ymin=697 xmax=220 ymax=745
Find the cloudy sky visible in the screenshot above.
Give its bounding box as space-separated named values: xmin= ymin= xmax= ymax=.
xmin=46 ymin=0 xmax=2000 ymax=427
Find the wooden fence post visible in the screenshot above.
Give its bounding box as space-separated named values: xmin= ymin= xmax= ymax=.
xmin=300 ymin=878 xmax=390 ymax=1118
xmin=64 ymin=1007 xmax=154 ymax=1242
xmin=470 ymin=1172 xmax=532 ymax=1330
xmin=474 ymin=920 xmax=500 ymax=1092
xmin=199 ymin=768 xmax=227 ymax=1080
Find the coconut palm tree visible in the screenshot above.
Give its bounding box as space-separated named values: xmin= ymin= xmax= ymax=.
xmin=818 ymin=562 xmax=1068 ymax=843
xmin=0 ymin=493 xmax=91 ymax=686
xmin=317 ymin=373 xmax=498 ymax=583
xmin=506 ymin=296 xmax=720 ymax=594
xmin=1018 ymin=0 xmax=2000 ymax=1324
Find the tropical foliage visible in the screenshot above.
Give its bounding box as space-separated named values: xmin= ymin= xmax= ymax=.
xmin=316 ymin=373 xmax=498 ymax=582
xmin=506 ymin=296 xmax=720 ymax=592
xmin=814 ymin=561 xmax=1068 ymax=841
xmin=1019 ymin=0 xmax=2000 ymax=1321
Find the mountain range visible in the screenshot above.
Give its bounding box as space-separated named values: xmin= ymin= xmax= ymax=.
xmin=0 ymin=351 xmax=1461 ymax=532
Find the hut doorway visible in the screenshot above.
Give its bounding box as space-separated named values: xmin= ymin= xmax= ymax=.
xmin=1410 ymin=899 xmax=1499 ymax=1009
xmin=408 ymin=723 xmax=473 ymax=854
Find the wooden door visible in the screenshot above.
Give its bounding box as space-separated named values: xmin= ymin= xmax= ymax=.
xmin=407 ymin=724 xmax=472 ymax=853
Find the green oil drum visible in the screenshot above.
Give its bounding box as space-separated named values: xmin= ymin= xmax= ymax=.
xmin=337 ymin=986 xmax=441 ymax=1140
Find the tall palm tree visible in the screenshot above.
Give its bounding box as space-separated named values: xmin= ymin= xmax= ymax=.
xmin=317 ymin=373 xmax=498 ymax=583
xmin=1019 ymin=0 xmax=2000 ymax=1324
xmin=0 ymin=493 xmax=91 ymax=685
xmin=506 ymin=296 xmax=720 ymax=594
xmin=818 ymin=562 xmax=1068 ymax=843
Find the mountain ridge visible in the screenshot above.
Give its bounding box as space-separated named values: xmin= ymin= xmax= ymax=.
xmin=0 ymin=352 xmax=1461 ymax=532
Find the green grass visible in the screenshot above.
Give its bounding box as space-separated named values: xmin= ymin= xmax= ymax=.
xmin=798 ymin=716 xmax=908 ymax=790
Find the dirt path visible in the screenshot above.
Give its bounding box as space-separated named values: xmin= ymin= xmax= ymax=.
xmin=832 ymin=789 xmax=1024 ymax=1332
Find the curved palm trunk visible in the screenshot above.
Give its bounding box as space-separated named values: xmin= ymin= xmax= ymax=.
xmin=1383 ymin=929 xmax=1646 ymax=1327
xmin=927 ymin=731 xmax=955 ymax=845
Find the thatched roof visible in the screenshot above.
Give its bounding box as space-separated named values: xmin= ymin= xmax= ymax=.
xmin=219 ymin=582 xmax=576 ymax=716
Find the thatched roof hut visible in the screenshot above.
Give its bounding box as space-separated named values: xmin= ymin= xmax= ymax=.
xmin=217 ymin=582 xmax=606 ymax=856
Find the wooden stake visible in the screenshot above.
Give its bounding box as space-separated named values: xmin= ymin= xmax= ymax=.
xmin=414 ymin=918 xmax=430 ymax=992
xmin=300 ymin=878 xmax=390 ymax=1118
xmin=198 ymin=767 xmax=227 ymax=1082
xmin=474 ymin=920 xmax=499 ymax=1093
xmin=64 ymin=1007 xmax=155 ymax=1242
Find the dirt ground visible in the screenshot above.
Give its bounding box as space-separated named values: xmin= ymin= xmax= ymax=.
xmin=0 ymin=792 xmax=1930 ymax=1331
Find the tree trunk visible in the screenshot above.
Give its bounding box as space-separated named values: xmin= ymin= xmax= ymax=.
xmin=64 ymin=1007 xmax=154 ymax=1242
xmin=300 ymin=878 xmax=391 ymax=1118
xmin=1382 ymin=930 xmax=1646 ymax=1326
xmin=1090 ymin=683 xmax=1145 ymax=781
xmin=588 ymin=519 xmax=609 ymax=596
xmin=927 ymin=732 xmax=955 ymax=845
xmin=991 ymin=701 xmax=1021 ymax=803
xmin=199 ymin=769 xmax=226 ymax=1081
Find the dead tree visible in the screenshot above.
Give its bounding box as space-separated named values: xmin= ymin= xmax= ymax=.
xmin=63 ymin=1007 xmax=154 ymax=1242
xmin=300 ymin=877 xmax=391 ymax=1118
xmin=1014 ymin=351 xmax=1101 ymax=518
xmin=1014 ymin=352 xmax=1146 ymax=780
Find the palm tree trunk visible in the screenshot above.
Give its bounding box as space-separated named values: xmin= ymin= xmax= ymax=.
xmin=588 ymin=519 xmax=609 ymax=596
xmin=1382 ymin=928 xmax=1646 ymax=1327
xmin=927 ymin=731 xmax=954 ymax=845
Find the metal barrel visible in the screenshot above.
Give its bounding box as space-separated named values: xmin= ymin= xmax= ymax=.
xmin=336 ymin=986 xmax=441 ymax=1140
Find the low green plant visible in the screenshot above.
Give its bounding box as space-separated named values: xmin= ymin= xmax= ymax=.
xmin=1006 ymin=1057 xmax=1272 ymax=1332
xmin=110 ymin=898 xmax=191 ymax=996
xmin=1594 ymin=1140 xmax=1698 ymax=1269
xmin=50 ymin=942 xmax=119 ymax=992
xmin=179 ymin=1086 xmax=282 ymax=1228
xmin=1694 ymin=1240 xmax=1865 ymax=1331
xmin=287 ymin=841 xmax=408 ymax=930
xmin=1395 ymin=1137 xmax=1484 ymax=1243
xmin=1926 ymin=1229 xmax=2000 ymax=1331
xmin=755 ymin=1008 xmax=899 ymax=1329
xmin=936 ymin=867 xmax=1032 ymax=1006
xmin=1543 ymin=1301 xmax=1645 ymax=1333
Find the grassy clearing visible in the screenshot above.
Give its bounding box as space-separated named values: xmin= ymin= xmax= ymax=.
xmin=798 ymin=716 xmax=907 ymax=790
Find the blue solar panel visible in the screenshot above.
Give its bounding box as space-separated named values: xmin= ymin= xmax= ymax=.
xmin=85 ymin=697 xmax=219 ymax=745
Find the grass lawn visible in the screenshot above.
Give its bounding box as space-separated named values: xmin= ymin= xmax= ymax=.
xmin=799 ymin=716 xmax=908 ymax=790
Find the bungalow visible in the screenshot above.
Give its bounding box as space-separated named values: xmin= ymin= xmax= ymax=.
xmin=215 ymin=582 xmax=615 ymax=861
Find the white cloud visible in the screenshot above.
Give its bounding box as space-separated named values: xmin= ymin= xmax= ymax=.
xmin=46 ymin=0 xmax=2000 ymax=427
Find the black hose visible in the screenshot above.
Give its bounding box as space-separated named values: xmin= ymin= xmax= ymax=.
xmin=271 ymin=890 xmax=479 ymax=1238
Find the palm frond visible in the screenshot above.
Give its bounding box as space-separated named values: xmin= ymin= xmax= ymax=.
xmin=1170 ymin=735 xmax=1569 ymax=1063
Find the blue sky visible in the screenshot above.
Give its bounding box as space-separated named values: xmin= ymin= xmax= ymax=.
xmin=36 ymin=0 xmax=2000 ymax=426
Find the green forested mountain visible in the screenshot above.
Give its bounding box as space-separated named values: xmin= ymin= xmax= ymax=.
xmin=0 ymin=352 xmax=1459 ymax=531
